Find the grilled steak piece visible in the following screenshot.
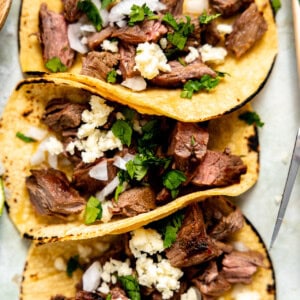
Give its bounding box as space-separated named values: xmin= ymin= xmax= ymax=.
xmin=75 ymin=291 xmax=104 ymax=300
xmin=72 ymin=158 xmax=118 ymax=196
xmin=191 ymin=149 xmax=247 ymax=187
xmin=166 ymin=204 xmax=222 ymax=268
xmin=225 ymin=3 xmax=268 ymax=57
xmin=62 ymin=0 xmax=82 ymax=22
xmin=42 ymin=98 xmax=87 ymax=134
xmin=119 ymin=43 xmax=140 ymax=79
xmin=87 ymin=27 xmax=115 ymax=50
xmin=161 ymin=0 xmax=184 ymax=15
xmin=150 ymin=59 xmax=216 ymax=88
xmin=203 ymin=21 xmax=221 ymax=46
xmin=156 ymin=187 xmax=171 ymax=203
xmin=111 ymin=20 xmax=168 ymax=44
xmin=39 ymin=3 xmax=75 ymax=68
xmin=81 ymin=51 xmax=120 ymax=81
xmin=26 ymin=168 xmax=86 ymax=216
xmin=193 ymin=261 xmax=231 ymax=297
xmin=202 ymin=197 xmax=244 ymax=240
xmin=112 ymin=186 xmax=156 ymax=217
xmin=222 ymin=250 xmax=265 ymax=284
xmin=210 ymin=0 xmax=253 ymax=17
xmin=168 ymin=122 xmax=209 ymax=172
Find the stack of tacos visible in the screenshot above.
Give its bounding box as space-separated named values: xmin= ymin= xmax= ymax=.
xmin=0 ymin=0 xmax=279 ymax=298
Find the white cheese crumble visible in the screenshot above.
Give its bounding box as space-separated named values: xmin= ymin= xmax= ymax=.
xmin=25 ymin=126 xmax=48 ymax=141
xmin=134 ymin=42 xmax=171 ymax=79
xmin=44 ymin=136 xmax=64 ymax=156
xmin=199 ymin=44 xmax=228 ymax=64
xmin=101 ymin=39 xmax=119 ymax=53
xmin=129 ymin=228 xmax=165 ymax=257
xmin=54 ymin=257 xmax=67 ymax=272
xmin=180 ymin=286 xmax=202 ymax=300
xmin=185 ymin=46 xmax=200 ymax=63
xmin=217 ymin=23 xmax=233 ymax=35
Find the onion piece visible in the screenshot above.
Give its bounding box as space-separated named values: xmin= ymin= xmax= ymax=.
xmin=68 ymin=23 xmax=89 ymax=54
xmin=183 ymin=0 xmax=208 ymax=15
xmin=113 ymin=153 xmax=135 ymax=170
xmin=89 ymin=160 xmax=108 ymax=181
xmin=121 ymin=76 xmax=147 ymax=91
xmin=25 ymin=126 xmax=48 ymax=141
xmin=30 ymin=142 xmax=46 ymax=166
xmin=48 ymin=154 xmax=58 ymax=169
xmin=82 ymin=261 xmax=102 ymax=292
xmin=96 ymin=176 xmax=119 ymax=201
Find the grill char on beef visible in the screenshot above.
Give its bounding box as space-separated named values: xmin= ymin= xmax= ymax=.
xmin=191 ymin=149 xmax=247 ymax=187
xmin=150 ymin=59 xmax=216 ymax=88
xmin=210 ymin=0 xmax=254 ymax=17
xmin=62 ymin=0 xmax=82 ymax=22
xmin=26 ymin=168 xmax=86 ymax=216
xmin=225 ymin=3 xmax=268 ymax=58
xmin=119 ymin=43 xmax=140 ymax=79
xmin=39 ymin=3 xmax=75 ymax=68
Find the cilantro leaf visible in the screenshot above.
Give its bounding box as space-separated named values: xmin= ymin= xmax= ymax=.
xmin=128 ymin=4 xmax=156 ymax=26
xmin=0 ymin=177 xmax=5 ymax=216
xmin=106 ymin=294 xmax=112 ymax=300
xmin=16 ymin=132 xmax=36 ymax=143
xmin=162 ymin=12 xmax=179 ymax=30
xmin=112 ymin=120 xmax=133 ymax=146
xmin=118 ymin=275 xmax=141 ymax=300
xmin=271 ymin=0 xmax=281 ymax=14
xmin=66 ymin=255 xmax=80 ymax=277
xmin=84 ymin=196 xmax=102 ymax=224
xmin=78 ymin=0 xmax=102 ymax=31
xmin=101 ymin=0 xmax=115 ymax=9
xmin=239 ymin=111 xmax=264 ymax=127
xmin=199 ymin=11 xmax=221 ymax=24
xmin=107 ymin=69 xmax=117 ymax=83
xmin=45 ymin=57 xmax=67 ymax=73
xmin=163 ymin=170 xmax=186 ymax=198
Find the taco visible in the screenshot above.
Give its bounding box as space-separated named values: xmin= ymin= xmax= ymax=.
xmin=19 ymin=0 xmax=277 ymax=122
xmin=0 ymin=78 xmax=259 ymax=243
xmin=20 ymin=196 xmax=276 ymax=300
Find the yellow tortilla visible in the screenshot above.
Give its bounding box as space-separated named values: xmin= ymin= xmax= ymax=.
xmin=20 ymin=199 xmax=275 ymax=300
xmin=19 ymin=0 xmax=278 ymax=122
xmin=0 ymin=78 xmax=259 ymax=243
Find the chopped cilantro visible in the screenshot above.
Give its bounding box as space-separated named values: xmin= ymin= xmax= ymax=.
xmin=271 ymin=0 xmax=281 ymax=14
xmin=180 ymin=72 xmax=225 ymax=99
xmin=239 ymin=111 xmax=264 ymax=127
xmin=0 ymin=177 xmax=5 ymax=216
xmin=84 ymin=196 xmax=103 ymax=225
xmin=78 ymin=0 xmax=102 ymax=31
xmin=66 ymin=255 xmax=80 ymax=277
xmin=45 ymin=57 xmax=67 ymax=73
xmin=118 ymin=275 xmax=141 ymax=300
xmin=121 ymin=107 xmax=136 ymax=122
xmin=106 ymin=294 xmax=112 ymax=300
xmin=199 ymin=11 xmax=221 ymax=24
xmin=107 ymin=69 xmax=117 ymax=83
xmin=162 ymin=12 xmax=179 ymax=30
xmin=112 ymin=120 xmax=133 ymax=146
xmin=163 ymin=170 xmax=186 ymax=198
xmin=115 ymin=169 xmax=131 ymax=200
xmin=101 ymin=0 xmax=115 ymax=9
xmin=16 ymin=132 xmax=36 ymax=143
xmin=128 ymin=4 xmax=156 ymax=26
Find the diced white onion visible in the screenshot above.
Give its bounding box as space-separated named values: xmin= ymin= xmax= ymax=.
xmin=82 ymin=261 xmax=102 ymax=292
xmin=48 ymin=154 xmax=58 ymax=169
xmin=113 ymin=153 xmax=135 ymax=170
xmin=68 ymin=23 xmax=89 ymax=54
xmin=183 ymin=0 xmax=208 ymax=15
xmin=30 ymin=143 xmax=46 ymax=166
xmin=25 ymin=126 xmax=48 ymax=141
xmin=80 ymin=24 xmax=96 ymax=33
xmin=96 ymin=176 xmax=119 ymax=200
xmin=89 ymin=160 xmax=108 ymax=180
xmin=121 ymin=76 xmax=147 ymax=91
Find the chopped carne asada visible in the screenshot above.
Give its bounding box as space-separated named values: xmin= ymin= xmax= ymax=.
xmin=49 ymin=198 xmax=266 ymax=300
xmin=38 ymin=0 xmax=269 ymax=96
xmin=25 ymin=95 xmax=247 ymax=224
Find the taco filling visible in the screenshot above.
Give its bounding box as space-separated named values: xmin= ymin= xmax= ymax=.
xmin=38 ymin=0 xmax=268 ymax=96
xmin=26 ymin=197 xmax=274 ymax=300
xmin=24 ymin=93 xmax=247 ymax=224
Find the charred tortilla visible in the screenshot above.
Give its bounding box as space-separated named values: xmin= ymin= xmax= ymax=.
xmin=20 ymin=197 xmax=275 ymax=300
xmin=19 ymin=0 xmax=278 ymax=122
xmin=0 ymin=78 xmax=259 ymax=243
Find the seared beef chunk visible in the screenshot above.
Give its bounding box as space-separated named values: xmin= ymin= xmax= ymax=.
xmin=225 ymin=3 xmax=268 ymax=57
xmin=26 ymin=168 xmax=85 ymax=216
xmin=110 ymin=287 xmax=130 ymax=300
xmin=62 ymin=0 xmax=82 ymax=22
xmin=191 ymin=149 xmax=247 ymax=187
xmin=75 ymin=290 xmax=103 ymax=300
xmin=193 ymin=261 xmax=231 ymax=297
xmin=119 ymin=43 xmax=140 ymax=79
xmin=87 ymin=27 xmax=115 ymax=50
xmin=150 ymin=59 xmax=216 ymax=88
xmin=111 ymin=20 xmax=168 ymax=44
xmin=210 ymin=0 xmax=253 ymax=17
xmin=168 ymin=122 xmax=209 ymax=172
xmin=113 ymin=186 xmax=156 ymax=217
xmin=203 ymin=21 xmax=221 ymax=46
xmin=166 ymin=204 xmax=221 ymax=267
xmin=221 ymin=250 xmax=265 ymax=284
xmin=202 ymin=197 xmax=244 ymax=240
xmin=42 ymin=98 xmax=87 ymax=134
xmin=81 ymin=51 xmax=120 ymax=81
xmin=156 ymin=187 xmax=171 ymax=203
xmin=39 ymin=3 xmax=75 ymax=68
xmin=161 ymin=0 xmax=184 ymax=15
xmin=72 ymin=158 xmax=118 ymax=196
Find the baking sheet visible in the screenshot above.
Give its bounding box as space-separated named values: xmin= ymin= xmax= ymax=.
xmin=0 ymin=1 xmax=299 ymax=299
